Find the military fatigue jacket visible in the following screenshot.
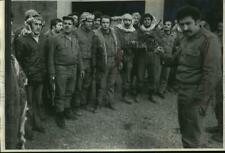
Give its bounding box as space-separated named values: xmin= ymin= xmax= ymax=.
xmin=48 ymin=33 xmax=83 ymax=76
xmin=163 ymin=28 xmax=222 ymax=109
xmin=75 ymin=26 xmax=95 ymax=60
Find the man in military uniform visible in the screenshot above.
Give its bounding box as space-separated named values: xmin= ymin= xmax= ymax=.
xmin=42 ymin=18 xmax=63 ymax=116
xmin=115 ymin=13 xmax=138 ymax=104
xmin=73 ymin=13 xmax=95 ymax=110
xmin=92 ymin=15 xmax=121 ymax=112
xmin=157 ymin=6 xmax=222 ymax=148
xmin=157 ymin=20 xmax=176 ymax=98
xmin=48 ymin=16 xmax=84 ymax=128
xmin=206 ymin=21 xmax=223 ymax=143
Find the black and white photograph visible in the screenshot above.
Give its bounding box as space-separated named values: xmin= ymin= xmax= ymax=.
xmin=1 ymin=0 xmax=224 ymax=151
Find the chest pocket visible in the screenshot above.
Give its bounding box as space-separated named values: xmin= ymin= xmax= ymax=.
xmin=183 ymin=48 xmax=202 ymax=67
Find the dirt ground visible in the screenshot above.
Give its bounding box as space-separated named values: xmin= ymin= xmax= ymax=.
xmin=25 ymin=88 xmax=223 ymax=150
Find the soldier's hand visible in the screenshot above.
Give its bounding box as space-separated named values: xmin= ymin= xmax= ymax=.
xmin=154 ymin=46 xmax=164 ymax=55
xmin=49 ymin=75 xmax=55 ymax=81
xmin=80 ymin=70 xmax=85 ymax=79
xmin=118 ymin=62 xmax=123 ymax=70
xmin=199 ymin=106 xmax=206 ymax=116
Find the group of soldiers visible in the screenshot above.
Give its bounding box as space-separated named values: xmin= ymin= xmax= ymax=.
xmin=6 ymin=5 xmax=223 ymax=149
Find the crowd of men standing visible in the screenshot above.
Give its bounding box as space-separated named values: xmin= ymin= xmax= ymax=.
xmin=6 ymin=5 xmax=223 ymax=149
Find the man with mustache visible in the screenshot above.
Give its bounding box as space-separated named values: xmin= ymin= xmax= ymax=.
xmin=157 ymin=6 xmax=222 ymax=148
xmin=48 ymin=16 xmax=84 ymax=128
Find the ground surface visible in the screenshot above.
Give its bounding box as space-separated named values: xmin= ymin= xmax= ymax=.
xmin=26 ymin=90 xmax=223 ymax=150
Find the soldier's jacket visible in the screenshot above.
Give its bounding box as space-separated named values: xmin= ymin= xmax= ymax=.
xmin=14 ymin=33 xmax=47 ymax=83
xmin=163 ymin=28 xmax=222 ymax=109
xmin=75 ymin=26 xmax=95 ymax=60
xmin=92 ymin=28 xmax=119 ymax=72
xmin=48 ymin=33 xmax=83 ymax=76
xmin=159 ymin=32 xmax=176 ymax=57
xmin=114 ymin=26 xmax=138 ymax=57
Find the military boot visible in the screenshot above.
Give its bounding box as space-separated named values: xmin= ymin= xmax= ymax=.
xmin=55 ymin=112 xmax=65 ymax=129
xmin=148 ymin=91 xmax=157 ymax=104
xmin=64 ymin=108 xmax=77 ymax=120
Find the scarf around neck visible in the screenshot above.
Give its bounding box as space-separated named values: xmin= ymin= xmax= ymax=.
xmin=116 ymin=24 xmax=135 ymax=32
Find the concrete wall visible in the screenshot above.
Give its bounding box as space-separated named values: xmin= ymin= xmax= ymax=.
xmin=145 ymin=0 xmax=164 ymax=22
xmin=12 ymin=0 xmax=165 ymax=30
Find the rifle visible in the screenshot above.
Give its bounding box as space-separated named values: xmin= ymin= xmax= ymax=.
xmin=49 ymin=77 xmax=56 ymax=107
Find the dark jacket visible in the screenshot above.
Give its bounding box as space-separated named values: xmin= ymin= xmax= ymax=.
xmin=15 ymin=34 xmax=47 ymax=83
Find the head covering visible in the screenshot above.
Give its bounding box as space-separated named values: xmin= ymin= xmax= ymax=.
xmin=26 ymin=14 xmax=44 ymax=26
xmin=80 ymin=12 xmax=94 ymax=22
xmin=24 ymin=9 xmax=39 ymax=21
xmin=123 ymin=13 xmax=133 ymax=20
xmin=85 ymin=13 xmax=95 ymax=21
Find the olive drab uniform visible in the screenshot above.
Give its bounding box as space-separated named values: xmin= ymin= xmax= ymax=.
xmin=162 ymin=28 xmax=222 ymax=148
xmin=73 ymin=26 xmax=95 ymax=108
xmin=134 ymin=26 xmax=162 ymax=100
xmin=158 ymin=32 xmax=176 ymax=95
xmin=114 ymin=26 xmax=138 ymax=102
xmin=214 ymin=30 xmax=223 ymax=136
xmin=48 ymin=33 xmax=83 ymax=114
xmin=92 ymin=28 xmax=119 ymax=110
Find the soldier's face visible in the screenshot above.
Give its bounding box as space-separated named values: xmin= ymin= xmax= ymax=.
xmin=133 ymin=15 xmax=140 ymax=25
xmin=84 ymin=19 xmax=93 ymax=30
xmin=178 ymin=16 xmax=200 ymax=37
xmin=94 ymin=18 xmax=101 ymax=28
xmin=55 ymin=22 xmax=63 ymax=33
xmin=63 ymin=19 xmax=73 ymax=34
xmin=101 ymin=18 xmax=110 ymax=30
xmin=123 ymin=19 xmax=132 ymax=28
xmin=31 ymin=19 xmax=42 ymax=35
xmin=143 ymin=17 xmax=152 ymax=28
xmin=164 ymin=21 xmax=172 ymax=31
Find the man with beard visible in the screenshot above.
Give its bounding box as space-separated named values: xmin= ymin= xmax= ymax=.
xmin=92 ymin=15 xmax=121 ymax=112
xmin=73 ymin=13 xmax=95 ymax=111
xmin=157 ymin=20 xmax=176 ymax=98
xmin=115 ymin=13 xmax=137 ymax=104
xmin=134 ymin=13 xmax=161 ymax=103
xmin=157 ymin=6 xmax=222 ymax=148
xmin=48 ymin=16 xmax=84 ymax=128
xmin=15 ymin=14 xmax=47 ymax=133
xmin=93 ymin=11 xmax=102 ymax=30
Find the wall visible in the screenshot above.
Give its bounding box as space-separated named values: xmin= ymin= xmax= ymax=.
xmin=12 ymin=1 xmax=57 ymax=33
